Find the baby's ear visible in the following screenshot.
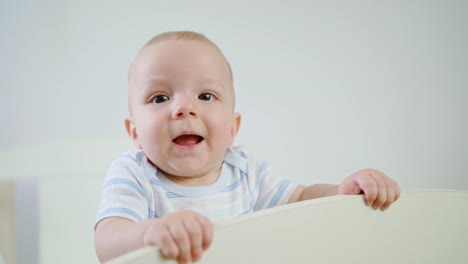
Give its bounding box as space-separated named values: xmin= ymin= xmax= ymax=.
xmin=231 ymin=113 xmax=241 ymax=138
xmin=124 ymin=117 xmax=142 ymax=149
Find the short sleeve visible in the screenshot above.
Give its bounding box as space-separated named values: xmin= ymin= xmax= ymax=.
xmin=253 ymin=159 xmax=298 ymax=211
xmin=94 ymin=155 xmax=150 ymax=229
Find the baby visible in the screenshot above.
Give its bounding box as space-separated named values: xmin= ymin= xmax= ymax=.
xmin=94 ymin=31 xmax=400 ymax=264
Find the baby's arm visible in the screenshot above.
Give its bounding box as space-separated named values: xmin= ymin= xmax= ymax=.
xmin=288 ymin=169 xmax=400 ymax=210
xmin=94 ymin=211 xmax=213 ymax=264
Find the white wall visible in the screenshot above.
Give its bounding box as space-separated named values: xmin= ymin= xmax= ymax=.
xmin=1 ymin=1 xmax=467 ymax=262
xmin=3 ymin=0 xmax=466 ymax=189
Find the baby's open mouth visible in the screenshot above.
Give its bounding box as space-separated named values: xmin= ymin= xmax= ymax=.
xmin=172 ymin=134 xmax=204 ymax=146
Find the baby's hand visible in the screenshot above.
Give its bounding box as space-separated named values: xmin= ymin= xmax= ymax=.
xmin=338 ymin=169 xmax=400 ymax=210
xmin=143 ymin=211 xmax=213 ymax=264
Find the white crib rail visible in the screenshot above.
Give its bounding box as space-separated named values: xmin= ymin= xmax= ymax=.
xmin=107 ymin=190 xmax=468 ymax=264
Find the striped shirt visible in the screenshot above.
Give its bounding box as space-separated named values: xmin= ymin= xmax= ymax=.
xmin=95 ymin=146 xmax=297 ymax=226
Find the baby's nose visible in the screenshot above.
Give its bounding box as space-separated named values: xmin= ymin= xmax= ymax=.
xmin=172 ymin=97 xmax=197 ymax=119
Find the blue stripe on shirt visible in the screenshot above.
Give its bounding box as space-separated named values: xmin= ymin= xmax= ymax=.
xmin=148 ymin=209 xmax=159 ymax=218
xmin=222 ymin=177 xmax=243 ymax=192
xmin=150 ymin=178 xmax=163 ymax=187
xmin=166 ymin=192 xmax=183 ymax=198
xmin=267 ymin=180 xmax=291 ymax=208
xmin=135 ymin=151 xmax=145 ymax=165
xmin=104 ymin=178 xmax=146 ymax=198
xmin=258 ymin=161 xmax=268 ymax=178
xmin=98 ymin=207 xmax=143 ymax=222
xmin=257 ymin=161 xmax=268 ymax=188
xmin=256 ymin=161 xmax=268 ymax=203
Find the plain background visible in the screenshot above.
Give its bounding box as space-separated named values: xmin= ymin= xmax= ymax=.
xmin=1 ymin=1 xmax=467 ymax=263
xmin=2 ymin=1 xmax=467 ymax=189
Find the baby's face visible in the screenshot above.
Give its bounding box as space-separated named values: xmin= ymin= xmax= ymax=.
xmin=127 ymin=39 xmax=240 ymax=182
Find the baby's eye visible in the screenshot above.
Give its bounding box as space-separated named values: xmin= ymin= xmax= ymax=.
xmin=152 ymin=95 xmax=169 ymax=104
xmin=198 ymin=93 xmax=214 ymax=101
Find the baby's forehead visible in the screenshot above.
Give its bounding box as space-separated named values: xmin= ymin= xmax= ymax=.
xmin=139 ymin=38 xmax=219 ymax=66
xmin=130 ymin=38 xmax=232 ymax=85
xmin=134 ymin=36 xmax=232 ymax=78
xmin=142 ymin=31 xmax=223 ymax=54
xmin=144 ymin=34 xmax=217 ymax=51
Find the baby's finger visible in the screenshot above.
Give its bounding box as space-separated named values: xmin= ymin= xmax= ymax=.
xmin=168 ymin=222 xmax=191 ymax=264
xmin=183 ymin=218 xmax=203 ymax=262
xmin=394 ymin=179 xmax=401 ymax=201
xmin=196 ymin=214 xmax=214 ymax=250
xmin=381 ymin=176 xmax=396 ymax=210
xmin=352 ymin=172 xmax=377 ymax=206
xmin=369 ymin=171 xmax=387 ymax=209
xmin=146 ymin=222 xmax=179 ymax=259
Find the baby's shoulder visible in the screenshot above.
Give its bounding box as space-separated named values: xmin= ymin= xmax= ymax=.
xmin=110 ymin=149 xmax=147 ymax=169
xmin=225 ymin=145 xmax=267 ymax=174
xmin=226 ymin=145 xmax=251 ymax=161
xmin=105 ymin=149 xmax=154 ymax=182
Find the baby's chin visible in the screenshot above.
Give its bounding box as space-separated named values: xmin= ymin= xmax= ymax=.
xmin=159 ymin=164 xmax=221 ymax=187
